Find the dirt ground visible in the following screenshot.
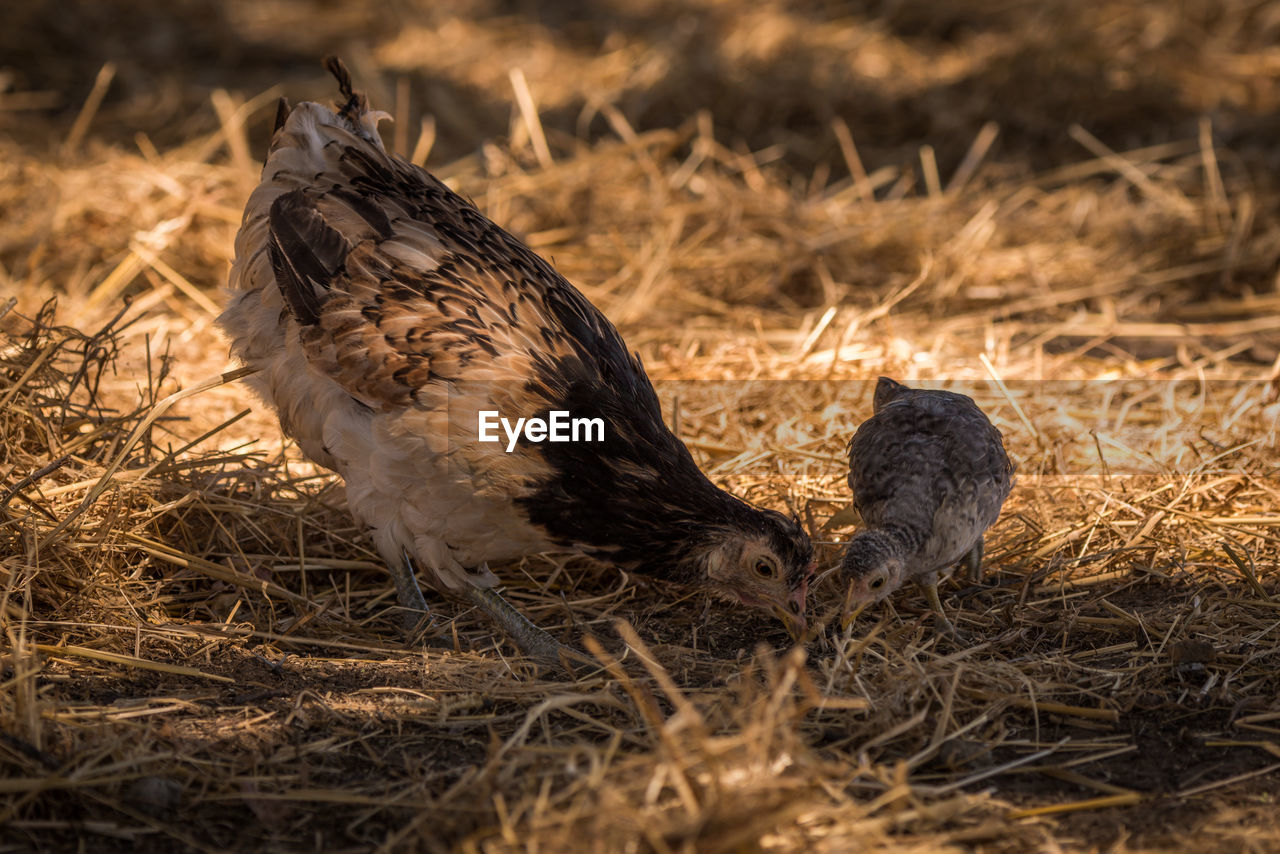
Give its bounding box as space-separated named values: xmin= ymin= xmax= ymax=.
xmin=3 ymin=1 xmax=1280 ymax=852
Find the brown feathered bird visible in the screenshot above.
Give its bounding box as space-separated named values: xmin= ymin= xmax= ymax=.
xmin=840 ymin=377 xmax=1014 ymax=633
xmin=217 ymin=59 xmax=813 ymax=664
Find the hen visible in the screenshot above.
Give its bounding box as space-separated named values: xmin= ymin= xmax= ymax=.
xmin=840 ymin=377 xmax=1014 ymax=634
xmin=217 ymin=59 xmax=813 ymax=665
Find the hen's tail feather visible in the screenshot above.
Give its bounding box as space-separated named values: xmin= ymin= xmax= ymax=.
xmin=323 ymin=55 xmax=366 ymax=124
xmin=267 ymin=189 xmax=348 ymax=326
xmin=272 ymin=96 xmax=291 ymax=134
xmin=872 ymin=376 xmax=907 ymax=413
xmin=318 ymin=55 xmax=390 ymax=148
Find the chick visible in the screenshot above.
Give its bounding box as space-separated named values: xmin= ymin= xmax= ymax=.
xmin=217 ymin=59 xmax=813 ymax=666
xmin=840 ymin=377 xmax=1013 ymax=634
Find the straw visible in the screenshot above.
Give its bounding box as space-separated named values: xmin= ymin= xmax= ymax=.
xmin=6 ymin=6 xmax=1280 ymax=850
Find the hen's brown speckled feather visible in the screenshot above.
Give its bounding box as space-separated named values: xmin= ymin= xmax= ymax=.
xmin=218 ymin=62 xmax=813 ymax=632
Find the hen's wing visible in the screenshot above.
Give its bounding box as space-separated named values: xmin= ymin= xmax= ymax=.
xmin=228 ymin=96 xmax=663 ymax=458
xmin=271 ymin=120 xmax=645 ymax=406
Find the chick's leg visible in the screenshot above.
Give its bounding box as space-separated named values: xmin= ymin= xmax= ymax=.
xmin=461 ymin=574 xmax=590 ymax=675
xmin=963 ymin=539 xmax=985 ymax=584
xmin=923 ymin=577 xmax=960 ymax=638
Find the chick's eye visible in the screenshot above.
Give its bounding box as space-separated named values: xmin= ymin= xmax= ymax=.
xmin=753 ymin=559 xmax=778 ymax=580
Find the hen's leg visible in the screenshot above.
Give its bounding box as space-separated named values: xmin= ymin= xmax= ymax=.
xmin=461 ymin=572 xmax=590 ymax=674
xmin=391 ymin=548 xmax=432 ymax=633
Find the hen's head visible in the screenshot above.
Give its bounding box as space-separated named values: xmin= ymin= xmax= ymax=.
xmin=839 ymin=531 xmax=908 ymax=615
xmin=701 ymin=508 xmax=813 ymax=639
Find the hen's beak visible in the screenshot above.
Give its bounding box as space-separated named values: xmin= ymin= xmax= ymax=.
xmin=774 ymin=601 xmax=808 ymax=643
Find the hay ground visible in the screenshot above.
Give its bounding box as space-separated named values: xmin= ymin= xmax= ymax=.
xmin=4 ymin=1 xmax=1280 ymax=851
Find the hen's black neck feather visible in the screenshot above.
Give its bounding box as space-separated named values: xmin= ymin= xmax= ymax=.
xmin=517 ymin=323 xmax=793 ymax=585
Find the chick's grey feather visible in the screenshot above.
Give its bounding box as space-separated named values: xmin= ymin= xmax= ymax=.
xmin=843 ymin=378 xmax=1014 ymax=590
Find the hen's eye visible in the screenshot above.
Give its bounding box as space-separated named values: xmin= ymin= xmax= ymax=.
xmin=753 ymin=559 xmax=778 ymax=580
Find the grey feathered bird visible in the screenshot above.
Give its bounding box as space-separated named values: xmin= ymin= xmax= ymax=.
xmin=840 ymin=377 xmax=1014 ymax=633
xmin=217 ymin=59 xmax=813 ymax=666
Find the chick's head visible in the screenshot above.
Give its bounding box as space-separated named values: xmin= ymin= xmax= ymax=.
xmin=838 ymin=532 xmax=908 ymax=623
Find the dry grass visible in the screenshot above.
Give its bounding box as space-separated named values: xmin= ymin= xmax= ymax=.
xmin=4 ymin=1 xmax=1280 ymax=851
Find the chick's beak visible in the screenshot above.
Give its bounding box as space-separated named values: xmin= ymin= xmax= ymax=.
xmin=840 ymin=588 xmax=869 ymax=631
